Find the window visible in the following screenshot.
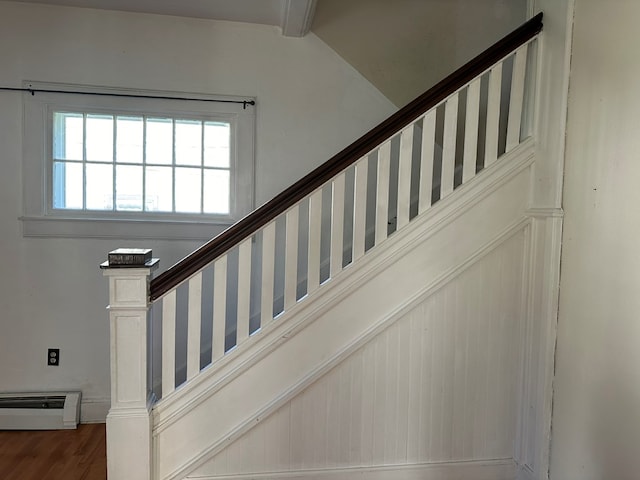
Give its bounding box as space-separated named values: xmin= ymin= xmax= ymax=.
xmin=53 ymin=113 xmax=232 ymax=214
xmin=22 ymin=83 xmax=255 ymax=240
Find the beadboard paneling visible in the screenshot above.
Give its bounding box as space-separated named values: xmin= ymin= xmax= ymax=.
xmin=192 ymin=229 xmax=526 ymax=477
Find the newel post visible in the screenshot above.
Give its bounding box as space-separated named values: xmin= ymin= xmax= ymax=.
xmin=101 ymin=252 xmax=159 ymax=480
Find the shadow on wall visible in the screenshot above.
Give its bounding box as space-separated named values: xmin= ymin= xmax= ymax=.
xmin=312 ymin=0 xmax=528 ymax=107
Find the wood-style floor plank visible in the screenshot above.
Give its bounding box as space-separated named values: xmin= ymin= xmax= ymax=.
xmin=0 ymin=424 xmax=106 ymax=480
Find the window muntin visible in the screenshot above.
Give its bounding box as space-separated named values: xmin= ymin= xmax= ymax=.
xmin=22 ymin=83 xmax=255 ymax=240
xmin=52 ymin=111 xmax=232 ymax=215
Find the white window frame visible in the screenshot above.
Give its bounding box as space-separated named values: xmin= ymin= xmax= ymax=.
xmin=21 ymin=82 xmax=255 ymax=240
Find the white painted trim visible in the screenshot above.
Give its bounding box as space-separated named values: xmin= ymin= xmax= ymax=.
xmin=533 ymin=216 xmax=563 ymax=479
xmin=526 ymin=207 xmax=564 ymax=218
xmin=80 ymin=397 xmax=110 ymax=423
xmin=187 ymin=459 xmax=516 ymax=480
xmin=515 ymin=218 xmax=534 ymax=467
xmin=514 ymin=213 xmax=563 ymax=480
xmin=529 ymin=0 xmax=575 ymax=208
xmin=281 ymin=0 xmax=317 ymax=37
xmin=21 ymin=216 xmax=231 ymax=241
xmin=153 ymin=139 xmax=536 ymax=430
xmin=522 ymin=4 xmax=574 ymax=477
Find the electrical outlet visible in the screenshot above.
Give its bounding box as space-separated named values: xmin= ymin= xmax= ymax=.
xmin=47 ymin=348 xmax=60 ymax=366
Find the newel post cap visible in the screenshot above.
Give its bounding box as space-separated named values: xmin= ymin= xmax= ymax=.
xmin=100 ymin=248 xmax=159 ymax=272
xmin=101 ymin=249 xmax=159 ymax=308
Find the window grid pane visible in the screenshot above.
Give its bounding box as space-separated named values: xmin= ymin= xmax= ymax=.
xmin=146 ymin=118 xmax=173 ymax=165
xmin=52 ymin=110 xmax=232 ymax=215
xmin=116 ymin=116 xmax=144 ymax=164
xmin=145 ymin=166 xmax=173 ymax=212
xmin=53 ymin=112 xmax=84 ymax=161
xmin=86 ymin=163 xmax=114 ymax=210
xmin=175 ymin=120 xmax=202 ymax=166
xmin=174 ymin=167 xmax=201 ymax=213
xmin=116 ymin=165 xmax=143 ymax=211
xmin=86 ymin=114 xmax=114 ymax=162
xmin=204 ymin=122 xmax=231 ymax=168
xmin=204 ymin=169 xmax=230 ymax=214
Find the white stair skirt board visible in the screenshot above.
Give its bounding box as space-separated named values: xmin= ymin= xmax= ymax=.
xmin=0 ymin=391 xmax=81 ymax=430
xmin=186 ymin=459 xmax=516 ymax=480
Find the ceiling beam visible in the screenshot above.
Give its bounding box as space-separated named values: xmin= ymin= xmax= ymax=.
xmin=281 ymin=0 xmax=317 ymax=37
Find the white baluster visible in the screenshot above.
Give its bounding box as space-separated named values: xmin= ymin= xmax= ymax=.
xmin=236 ymin=239 xmax=252 ymax=344
xmin=261 ymin=222 xmax=276 ymax=326
xmin=330 ymin=172 xmax=346 ymax=277
xmin=506 ymin=45 xmax=528 ymax=153
xmin=419 ymin=110 xmax=436 ymax=214
xmin=441 ymin=93 xmax=459 ymax=198
xmin=352 ymin=157 xmax=368 ymax=260
xmin=463 ymin=79 xmax=481 ymax=184
xmin=186 ymin=273 xmax=202 ymax=381
xmin=485 ymin=63 xmax=503 ymax=167
xmin=212 ymin=255 xmax=227 ymax=361
xmin=285 ymin=206 xmax=300 ymax=310
xmin=307 ymin=190 xmax=322 ymax=294
xmin=397 ymin=125 xmax=414 ymax=229
xmin=162 ymin=289 xmax=176 ymax=397
xmin=375 ymin=141 xmax=391 ymax=245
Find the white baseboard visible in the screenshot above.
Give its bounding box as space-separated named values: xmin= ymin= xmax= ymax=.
xmin=187 ymin=459 xmax=516 ymax=480
xmin=80 ymin=397 xmax=110 ymax=423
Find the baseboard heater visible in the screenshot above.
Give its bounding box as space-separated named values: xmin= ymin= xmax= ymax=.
xmin=0 ymin=392 xmax=81 ymax=430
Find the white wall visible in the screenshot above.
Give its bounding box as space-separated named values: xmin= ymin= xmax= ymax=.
xmin=0 ymin=1 xmax=395 ymax=420
xmin=551 ymin=1 xmax=640 ymax=479
xmin=312 ymin=0 xmax=527 ymax=106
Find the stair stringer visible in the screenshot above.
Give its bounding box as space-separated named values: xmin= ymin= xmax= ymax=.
xmin=152 ymin=141 xmax=535 ymax=480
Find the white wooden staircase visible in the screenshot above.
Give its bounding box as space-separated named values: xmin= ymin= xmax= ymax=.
xmin=101 ymin=14 xmax=559 ymax=480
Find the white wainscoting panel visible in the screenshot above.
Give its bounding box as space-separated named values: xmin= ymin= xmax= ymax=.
xmin=191 ymin=230 xmax=526 ymax=478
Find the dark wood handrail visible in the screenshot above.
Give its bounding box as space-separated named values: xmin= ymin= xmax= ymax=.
xmin=150 ymin=13 xmax=543 ymax=301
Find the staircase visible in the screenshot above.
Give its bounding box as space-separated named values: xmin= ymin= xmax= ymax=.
xmin=102 ymin=14 xmax=550 ymax=480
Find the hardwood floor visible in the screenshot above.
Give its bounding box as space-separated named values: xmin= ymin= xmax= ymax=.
xmin=0 ymin=423 xmax=106 ymax=480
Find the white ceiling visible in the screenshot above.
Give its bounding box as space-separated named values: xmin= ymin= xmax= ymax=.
xmin=4 ymin=0 xmax=317 ymax=36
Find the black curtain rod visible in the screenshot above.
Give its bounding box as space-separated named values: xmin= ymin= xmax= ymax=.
xmin=0 ymin=86 xmax=256 ymax=109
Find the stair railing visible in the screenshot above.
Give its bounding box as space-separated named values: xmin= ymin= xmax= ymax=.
xmin=102 ymin=13 xmax=542 ymax=478
xmin=143 ymin=13 xmax=543 ymax=401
